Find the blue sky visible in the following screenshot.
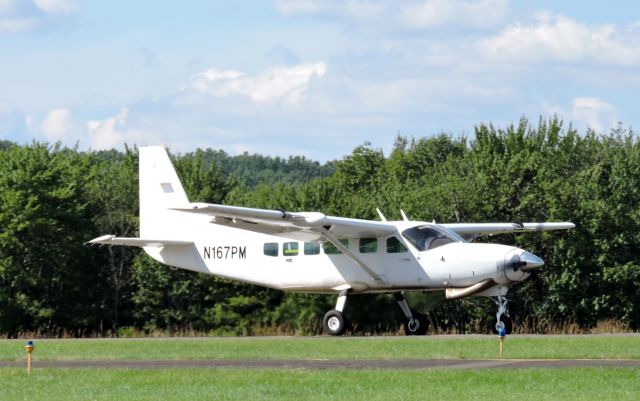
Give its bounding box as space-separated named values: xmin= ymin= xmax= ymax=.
xmin=1 ymin=1 xmax=639 ymax=161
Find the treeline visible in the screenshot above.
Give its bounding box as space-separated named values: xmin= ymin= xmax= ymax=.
xmin=197 ymin=148 xmax=334 ymax=187
xmin=0 ymin=117 xmax=639 ymax=336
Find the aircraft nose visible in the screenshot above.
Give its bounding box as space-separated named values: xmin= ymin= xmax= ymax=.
xmin=519 ymin=251 xmax=544 ymax=271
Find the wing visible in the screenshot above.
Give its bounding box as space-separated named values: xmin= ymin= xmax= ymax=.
xmin=171 ymin=203 xmax=397 ymax=242
xmin=172 ymin=203 xmax=398 ymax=283
xmin=441 ymin=222 xmax=575 ymax=241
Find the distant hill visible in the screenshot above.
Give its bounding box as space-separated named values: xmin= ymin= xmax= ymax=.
xmin=194 ymin=148 xmax=335 ymax=187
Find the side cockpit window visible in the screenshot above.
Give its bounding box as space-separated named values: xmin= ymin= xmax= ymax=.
xmin=323 ymin=239 xmax=348 ymax=255
xmin=359 ymin=238 xmax=377 ymax=253
xmin=402 ymin=226 xmax=456 ymax=251
xmin=386 ymin=237 xmax=408 ymax=253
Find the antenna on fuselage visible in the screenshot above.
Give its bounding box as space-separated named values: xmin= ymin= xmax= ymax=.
xmin=400 ymin=209 xmax=409 ymax=221
xmin=376 ymin=208 xmax=387 ymax=222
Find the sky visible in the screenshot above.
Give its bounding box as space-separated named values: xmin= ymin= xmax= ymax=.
xmin=1 ymin=0 xmax=639 ymax=161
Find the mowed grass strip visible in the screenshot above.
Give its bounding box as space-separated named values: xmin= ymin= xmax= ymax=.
xmin=1 ymin=367 xmax=640 ymax=401
xmin=1 ymin=335 xmax=639 ymax=361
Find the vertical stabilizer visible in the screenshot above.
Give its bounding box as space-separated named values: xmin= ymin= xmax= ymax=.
xmin=139 ymin=146 xmax=189 ymax=239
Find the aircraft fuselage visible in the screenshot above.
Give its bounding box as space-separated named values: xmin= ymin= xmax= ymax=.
xmin=143 ymin=217 xmax=533 ymax=296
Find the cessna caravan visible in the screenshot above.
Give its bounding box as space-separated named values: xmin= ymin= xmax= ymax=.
xmin=90 ymin=146 xmax=574 ymax=335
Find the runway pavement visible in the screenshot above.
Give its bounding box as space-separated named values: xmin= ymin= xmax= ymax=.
xmin=2 ymin=358 xmax=640 ymax=370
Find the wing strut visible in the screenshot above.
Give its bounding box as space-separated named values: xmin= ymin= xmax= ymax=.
xmin=319 ymin=228 xmax=385 ymax=283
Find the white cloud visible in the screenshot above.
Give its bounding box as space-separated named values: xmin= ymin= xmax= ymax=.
xmin=86 ymin=108 xmax=156 ymax=150
xmin=41 ymin=108 xmax=75 ymax=142
xmin=400 ymin=0 xmax=509 ymax=30
xmin=189 ymin=62 xmax=328 ymax=105
xmin=0 ymin=0 xmax=77 ymax=33
xmin=571 ymin=97 xmax=617 ymax=132
xmin=33 ymin=0 xmax=77 ymax=16
xmin=544 ymin=97 xmax=620 ymax=133
xmin=87 ymin=108 xmax=129 ymax=150
xmin=478 ymin=12 xmax=640 ymax=66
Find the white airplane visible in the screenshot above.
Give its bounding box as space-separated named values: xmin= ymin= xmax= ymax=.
xmin=90 ymin=146 xmax=575 ymax=335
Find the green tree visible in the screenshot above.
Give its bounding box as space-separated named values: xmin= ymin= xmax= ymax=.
xmin=0 ymin=143 xmax=99 ymax=335
xmin=86 ymin=147 xmax=139 ymax=333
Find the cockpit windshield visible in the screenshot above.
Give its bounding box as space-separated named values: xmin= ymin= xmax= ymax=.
xmin=401 ymin=225 xmax=463 ymax=251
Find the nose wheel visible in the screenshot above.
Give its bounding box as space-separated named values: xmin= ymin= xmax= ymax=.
xmin=492 ymin=295 xmax=513 ymax=334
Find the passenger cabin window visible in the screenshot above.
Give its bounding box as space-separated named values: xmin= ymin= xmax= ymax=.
xmin=323 ymin=239 xmax=348 ymax=255
xmin=304 ymin=242 xmax=321 ymax=255
xmin=386 ymin=237 xmax=408 ymax=253
xmin=359 ymin=238 xmax=377 ymax=253
xmin=283 ymin=242 xmax=299 ymax=256
xmin=264 ymin=242 xmax=278 ymax=257
xmin=402 ymin=226 xmax=457 ymax=251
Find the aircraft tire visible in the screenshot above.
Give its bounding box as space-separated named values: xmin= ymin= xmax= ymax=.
xmin=323 ymin=310 xmax=347 ymax=336
xmin=491 ymin=315 xmax=513 ymax=335
xmin=404 ymin=312 xmax=428 ymax=335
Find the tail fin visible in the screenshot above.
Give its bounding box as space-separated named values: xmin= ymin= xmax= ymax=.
xmin=139 ymin=146 xmax=190 ymax=239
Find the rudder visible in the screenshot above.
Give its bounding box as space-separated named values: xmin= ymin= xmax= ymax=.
xmin=139 ymin=146 xmax=190 ymax=239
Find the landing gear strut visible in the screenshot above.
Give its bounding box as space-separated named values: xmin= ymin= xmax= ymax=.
xmin=492 ymin=295 xmax=513 ymax=334
xmin=395 ymin=292 xmax=428 ymax=335
xmin=323 ymin=289 xmax=349 ymax=336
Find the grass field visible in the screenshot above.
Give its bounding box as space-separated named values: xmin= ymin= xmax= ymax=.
xmin=1 ymin=335 xmax=639 ymax=401
xmin=1 ymin=335 xmax=639 ymax=361
xmin=1 ymin=367 xmax=640 ymax=401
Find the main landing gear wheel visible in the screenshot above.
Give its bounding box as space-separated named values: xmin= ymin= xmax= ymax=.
xmin=395 ymin=292 xmax=428 ymax=336
xmin=323 ymin=289 xmax=350 ymax=336
xmin=323 ymin=309 xmax=347 ymax=336
xmin=404 ymin=312 xmax=428 ymax=336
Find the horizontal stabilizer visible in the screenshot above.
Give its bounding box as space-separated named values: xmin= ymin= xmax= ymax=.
xmin=88 ymin=235 xmax=193 ymax=248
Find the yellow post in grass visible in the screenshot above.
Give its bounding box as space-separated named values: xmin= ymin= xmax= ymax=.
xmin=24 ymin=340 xmax=35 ymax=374
xmin=498 ymin=328 xmax=506 ymax=358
